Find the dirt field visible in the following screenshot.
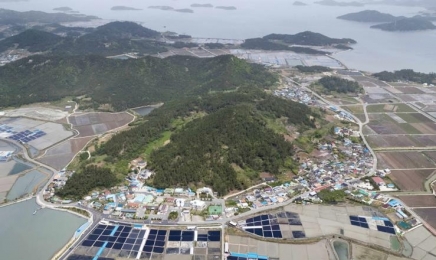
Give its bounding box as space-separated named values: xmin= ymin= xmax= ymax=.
xmin=411 ymin=135 xmax=436 ymax=147
xmin=366 ymin=135 xmax=418 ymax=149
xmin=37 ymin=136 xmax=93 ymax=170
xmin=398 ymin=195 xmax=436 ymax=208
xmin=396 ymin=113 xmax=433 ymax=123
xmin=377 ymin=152 xmax=436 ymax=169
xmin=410 ymin=123 xmax=436 ymax=135
xmin=395 ymin=87 xmax=426 ymax=94
xmin=414 ymin=208 xmax=436 ymax=233
xmin=69 ymin=112 xmax=134 ymax=137
xmin=389 ymin=170 xmax=435 ymax=191
xmin=367 ymin=114 xmax=422 ymax=135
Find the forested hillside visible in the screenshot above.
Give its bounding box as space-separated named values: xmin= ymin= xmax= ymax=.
xmin=374 ymin=69 xmax=436 ymax=84
xmin=0 ymin=54 xmax=275 ymax=110
xmin=58 ymin=87 xmax=317 ymax=197
xmin=316 ymin=76 xmax=362 ymax=94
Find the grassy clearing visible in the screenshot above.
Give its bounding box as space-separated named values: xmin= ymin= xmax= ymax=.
xmin=343 ymin=105 xmax=364 ymax=114
xmin=264 ymin=116 xmax=288 ymax=135
xmin=143 ymin=131 xmax=172 ymax=159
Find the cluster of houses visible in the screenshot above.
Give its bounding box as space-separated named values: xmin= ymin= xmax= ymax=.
xmin=329 ymin=106 xmax=355 ymax=122
xmin=274 ymin=87 xmax=314 ymax=105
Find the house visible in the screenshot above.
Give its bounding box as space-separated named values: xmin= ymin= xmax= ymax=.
xmin=372 ymin=176 xmax=386 ymax=187
xmin=190 ymin=200 xmax=206 ymax=210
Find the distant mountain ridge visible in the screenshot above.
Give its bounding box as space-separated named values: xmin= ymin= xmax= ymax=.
xmin=0 ymin=8 xmax=98 ymax=24
xmin=0 ymin=21 xmax=165 ymax=55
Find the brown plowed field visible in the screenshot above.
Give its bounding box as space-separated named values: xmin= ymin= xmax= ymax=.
xmin=410 ymin=123 xmax=436 ymax=134
xmin=37 ymin=136 xmax=93 ymax=170
xmin=366 ymin=135 xmax=418 ymax=148
xmin=69 ymin=112 xmax=134 ymax=137
xmin=377 ymin=152 xmax=436 ymax=169
xmin=411 ymin=136 xmax=436 ymax=147
xmin=399 ymin=195 xmax=436 ymax=208
xmin=389 ymin=169 xmax=435 ymax=191
xmin=414 ymin=208 xmax=436 ymax=232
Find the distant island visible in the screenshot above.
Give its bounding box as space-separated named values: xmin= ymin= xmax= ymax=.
xmin=338 ymin=10 xmax=402 ymax=23
xmin=174 ymin=9 xmax=194 ymax=13
xmin=293 ymin=1 xmax=307 ymax=6
xmin=53 ymin=7 xmax=73 ymax=12
xmin=371 ymin=17 xmax=436 ymax=31
xmin=191 ymin=3 xmax=213 ymax=8
xmin=241 ymin=31 xmax=356 ymax=54
xmin=111 ymin=6 xmax=142 ymax=11
xmin=0 ymin=8 xmax=99 ymax=25
xmin=315 ymin=0 xmax=364 ymax=6
xmin=148 ymin=6 xmax=174 ymax=11
xmin=216 ymin=6 xmax=237 ymax=10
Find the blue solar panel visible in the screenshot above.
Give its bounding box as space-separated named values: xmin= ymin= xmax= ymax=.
xmin=360 ymin=223 xmax=369 ymax=229
xmin=349 ymin=216 xmax=359 ymax=221
xmin=264 ymin=231 xmax=273 ymax=237
xmin=157 ymin=230 xmax=167 ymax=235
xmin=208 ymin=231 xmax=220 ymax=236
xmin=155 ymin=241 xmax=165 ymax=247
xmin=254 ymin=229 xmax=263 ymax=236
xmin=261 ymin=215 xmax=268 ymax=220
xmin=113 ymin=243 xmax=123 ymax=250
xmin=261 ymin=220 xmax=270 ymax=225
xmin=292 ymin=231 xmax=306 ymax=238
xmin=208 ymin=236 xmax=220 ymax=242
xmin=271 ymin=224 xmax=280 ymax=230
xmin=351 ymin=221 xmax=360 ymax=226
xmin=149 ymin=229 xmax=158 ymax=235
xmin=82 ymin=240 xmax=94 ymax=247
xmin=116 ymin=237 xmax=126 ymax=243
xmin=358 ymin=217 xmax=367 ymax=223
xmin=153 ymin=247 xmax=164 ymax=253
xmin=169 ymin=236 xmax=180 ymax=241
xmin=254 ymin=216 xmax=261 ymax=222
xmin=263 ymin=225 xmax=271 ymax=231
xmin=94 ymin=241 xmax=104 ymax=247
xmin=170 ymin=230 xmax=181 ymax=236
xmin=384 ymin=221 xmax=393 ymax=227
xmin=272 ymin=231 xmax=282 ymax=238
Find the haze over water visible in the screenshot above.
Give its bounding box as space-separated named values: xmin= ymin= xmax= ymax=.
xmin=1 ymin=0 xmax=435 ymax=72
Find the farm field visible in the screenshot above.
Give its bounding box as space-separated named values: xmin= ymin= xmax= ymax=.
xmin=398 ymin=195 xmax=436 ymax=208
xmin=366 ymin=135 xmax=418 ymax=149
xmin=37 ymin=137 xmax=93 ymax=170
xmin=377 ymin=152 xmax=436 ymax=170
xmin=69 ymin=112 xmax=134 ymax=137
xmin=396 ymin=113 xmax=433 ymax=123
xmin=342 ymin=105 xmax=364 ymax=114
xmin=366 ymin=104 xmax=416 ymax=113
xmin=389 ymin=169 xmax=435 ymax=191
xmin=413 ymin=208 xmax=436 ymax=233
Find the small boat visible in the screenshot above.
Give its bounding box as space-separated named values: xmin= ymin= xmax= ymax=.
xmin=33 ymin=210 xmax=37 ymax=215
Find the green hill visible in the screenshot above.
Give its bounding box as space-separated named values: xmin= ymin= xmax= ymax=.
xmin=337 ymin=10 xmax=402 ymax=23
xmin=373 ymin=69 xmax=436 ymax=84
xmin=0 ymin=54 xmax=276 ymax=110
xmin=241 ymin=38 xmax=330 ymax=55
xmin=58 ymin=86 xmax=316 ymax=198
xmin=0 ymin=29 xmax=62 ymax=52
xmin=371 ymin=18 xmax=436 ymax=31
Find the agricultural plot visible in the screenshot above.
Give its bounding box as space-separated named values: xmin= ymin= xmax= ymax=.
xmin=366 ymin=135 xmax=418 ymax=149
xmin=38 ymin=137 xmax=93 ymax=170
xmin=69 ymin=112 xmax=134 ymax=137
xmin=367 ymin=114 xmax=423 ymax=135
xmin=377 ymin=152 xmax=436 ymax=170
xmin=366 ymin=104 xmax=416 ymax=113
xmin=389 ymin=170 xmax=435 ymax=191
xmin=342 ymin=105 xmax=364 ymax=114
xmin=396 ymin=113 xmax=433 ymax=123
xmin=394 ymin=87 xmax=426 ymax=94
xmin=398 ymin=195 xmax=436 ymax=208
xmin=413 ymin=209 xmax=436 ymax=235
xmin=410 ymin=136 xmax=436 ymax=147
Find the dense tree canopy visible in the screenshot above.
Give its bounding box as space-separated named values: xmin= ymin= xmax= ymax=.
xmin=373 ymin=69 xmax=436 ymax=84
xmin=317 ymin=76 xmax=362 ymax=94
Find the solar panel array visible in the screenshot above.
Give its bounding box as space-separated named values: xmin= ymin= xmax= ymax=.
xmin=243 ymin=211 xmax=305 ymax=239
xmin=81 ymin=224 xmax=144 ymax=257
xmin=349 ymin=216 xmax=395 ymax=234
xmin=349 ymin=216 xmax=370 ymax=229
xmin=0 ymin=125 xmax=16 ymax=134
xmin=143 ymin=229 xmax=167 ymax=254
xmin=8 ymin=129 xmax=46 ymax=143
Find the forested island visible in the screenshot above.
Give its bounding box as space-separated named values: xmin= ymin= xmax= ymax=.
xmin=148 ymin=6 xmax=174 ymax=11
xmin=373 ymin=69 xmax=436 ymax=84
xmin=371 ymin=17 xmax=436 ymax=31
xmin=293 ymin=1 xmax=307 ymax=6
xmin=338 ymin=10 xmax=402 ymax=23
xmin=216 ymin=6 xmax=237 ymax=10
xmin=174 ymin=9 xmax=194 ymax=13
xmin=53 ymin=7 xmax=73 ymax=12
xmin=315 ymin=0 xmax=364 ymax=6
xmin=241 ymin=31 xmax=355 ymax=54
xmin=191 ymin=3 xmax=213 ymax=8
xmin=111 ymin=6 xmax=142 ymax=11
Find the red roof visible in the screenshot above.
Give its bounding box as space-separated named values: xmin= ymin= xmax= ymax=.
xmin=372 ymin=176 xmax=384 ymax=184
